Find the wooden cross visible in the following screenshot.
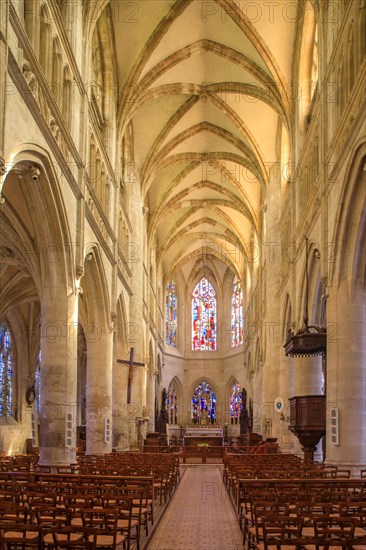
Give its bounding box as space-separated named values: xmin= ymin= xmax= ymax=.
xmin=117 ymin=348 xmax=145 ymax=404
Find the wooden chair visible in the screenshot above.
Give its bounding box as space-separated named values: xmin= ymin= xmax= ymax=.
xmin=124 ymin=480 xmax=152 ymax=536
xmin=0 ymin=523 xmax=41 ymax=550
xmin=339 ymin=501 xmax=366 ymax=548
xmin=51 ymin=526 xmax=94 ymax=550
xmin=66 ymin=494 xmax=97 ymax=527
xmin=151 ymin=468 xmax=169 ymax=505
xmin=80 ymin=508 xmax=126 ymax=550
xmin=306 ymin=516 xmax=355 ymax=550
xmin=248 ymin=502 xmax=289 ymax=550
xmin=32 ymin=504 xmax=71 ymax=548
xmin=101 ymin=495 xmax=135 ymax=550
xmin=0 ymin=502 xmax=29 ymax=524
xmin=259 ymin=514 xmax=304 ymax=550
xmin=122 ymin=486 xmax=145 ymax=550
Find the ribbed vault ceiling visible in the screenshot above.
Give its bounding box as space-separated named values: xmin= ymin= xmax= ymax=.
xmin=112 ymin=0 xmax=296 ymax=280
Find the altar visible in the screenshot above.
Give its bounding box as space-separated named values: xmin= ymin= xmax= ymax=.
xmin=184 ymin=427 xmax=223 ymax=447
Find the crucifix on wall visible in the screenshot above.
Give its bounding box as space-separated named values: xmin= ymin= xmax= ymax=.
xmin=117 ymin=347 xmax=145 ymax=404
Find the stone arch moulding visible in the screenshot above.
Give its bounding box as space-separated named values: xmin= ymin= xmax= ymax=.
xmin=115 ymin=292 xmax=128 ymax=355
xmin=190 ymin=376 xmax=217 ymax=396
xmin=225 ymin=375 xmax=240 ymax=398
xmin=1 ymin=144 xmax=74 ymax=289
xmin=330 ymin=141 xmax=366 ymax=297
xmin=282 ymin=293 xmax=293 ymax=343
xmin=82 ymin=243 xmax=111 ymax=329
xmin=297 ymin=238 xmax=322 ymax=329
xmin=167 ymin=375 xmax=183 ymax=425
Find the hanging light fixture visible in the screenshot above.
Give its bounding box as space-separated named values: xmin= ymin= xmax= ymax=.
xmin=284 ymin=236 xmax=326 ymax=357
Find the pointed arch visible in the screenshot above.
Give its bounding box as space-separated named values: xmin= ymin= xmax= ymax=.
xmin=231 ymin=276 xmax=244 ymax=347
xmin=225 ymin=375 xmax=243 ymax=425
xmin=167 ymin=375 xmax=183 ymax=425
xmin=82 ymin=245 xmax=110 ymax=328
xmin=191 ymin=277 xmax=217 ymax=351
xmin=190 ymin=377 xmax=217 ymax=425
xmin=330 ymin=142 xmax=366 ymax=298
xmin=1 ymin=145 xmax=75 ymax=291
xmin=165 ymin=277 xmax=178 ymax=347
xmin=0 ymin=319 xmax=16 ymax=417
xmin=297 ymin=239 xmax=323 ymax=329
xmin=297 ymin=0 xmax=319 ymax=124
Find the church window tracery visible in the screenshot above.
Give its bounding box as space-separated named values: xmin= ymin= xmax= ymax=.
xmin=166 ymin=279 xmax=177 ymax=347
xmin=230 ymin=383 xmax=242 ymax=424
xmin=191 ymin=381 xmax=216 ymax=424
xmin=231 ymin=278 xmax=243 ymax=347
xmin=167 ymin=380 xmax=178 ymax=424
xmin=0 ymin=322 xmax=14 ymax=417
xmin=192 ymin=278 xmax=216 ymax=350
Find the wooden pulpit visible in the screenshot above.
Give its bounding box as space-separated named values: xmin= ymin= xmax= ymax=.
xmin=288 ymin=395 xmax=326 ymax=461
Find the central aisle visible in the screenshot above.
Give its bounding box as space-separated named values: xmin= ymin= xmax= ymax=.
xmin=147 ymin=465 xmax=242 ymax=550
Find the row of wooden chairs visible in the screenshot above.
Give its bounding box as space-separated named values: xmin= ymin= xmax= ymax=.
xmin=0 ymin=507 xmax=129 ymax=550
xmin=242 ymin=496 xmax=366 ymax=547
xmin=0 ymin=487 xmax=148 ymax=550
xmin=0 ymin=477 xmax=154 ymax=545
xmin=254 ymin=513 xmax=365 ymax=550
xmin=0 ymin=450 xmax=182 ymax=549
xmin=223 ymin=454 xmax=361 ymax=503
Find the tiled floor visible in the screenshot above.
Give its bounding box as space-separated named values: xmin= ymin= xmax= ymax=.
xmin=147 ymin=465 xmax=242 ymax=550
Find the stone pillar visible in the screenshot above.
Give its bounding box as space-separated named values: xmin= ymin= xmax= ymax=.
xmin=278 ymin=354 xmax=299 ymax=453
xmin=39 ymin=293 xmax=78 ymax=467
xmin=0 ymin=0 xmax=8 ymax=170
xmin=86 ymin=327 xmax=113 ymax=455
xmin=123 ymin=165 xmax=145 ymax=445
xmin=294 ymin=355 xmax=324 ymax=460
xmin=252 ymin=362 xmax=263 ymax=434
xmin=295 ymin=356 xmax=323 ymax=395
xmin=262 ymin=181 xmax=281 ymax=439
xmin=112 ymin=342 xmax=129 ymax=451
xmin=145 ymin=359 xmax=155 ymax=431
xmin=326 ymin=281 xmax=366 ymax=472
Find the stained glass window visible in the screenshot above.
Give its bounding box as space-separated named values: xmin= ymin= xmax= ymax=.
xmin=167 ymin=380 xmax=178 ymax=425
xmin=192 ymin=278 xmax=216 ymax=350
xmin=165 ymin=279 xmax=177 ymax=347
xmin=230 ymin=383 xmax=242 ymax=424
xmin=0 ymin=321 xmax=14 ymax=416
xmin=231 ymin=278 xmax=243 ymax=347
xmin=191 ymin=381 xmax=216 ymax=424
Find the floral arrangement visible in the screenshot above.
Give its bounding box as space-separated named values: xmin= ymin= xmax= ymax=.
xmin=197 ymin=442 xmax=210 ymax=449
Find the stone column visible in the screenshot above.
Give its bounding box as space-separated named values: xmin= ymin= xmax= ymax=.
xmin=278 ymin=354 xmax=299 ymax=453
xmin=39 ymin=292 xmax=78 ymax=467
xmin=262 ymin=181 xmax=281 ymax=440
xmin=112 ymin=339 xmax=129 ymax=451
xmin=252 ymin=362 xmax=263 ymax=434
xmin=145 ymin=358 xmax=155 ymax=431
xmin=295 ymin=356 xmax=323 ymax=395
xmin=294 ymin=355 xmax=324 ymax=460
xmin=85 ymin=326 xmax=113 ymax=455
xmin=0 ymin=0 xmax=8 ymax=173
xmin=123 ymin=168 xmax=146 ymax=445
xmin=326 ymin=281 xmax=366 ymax=472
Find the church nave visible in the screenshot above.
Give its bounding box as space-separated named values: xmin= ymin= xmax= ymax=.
xmin=147 ymin=465 xmax=242 ymax=550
